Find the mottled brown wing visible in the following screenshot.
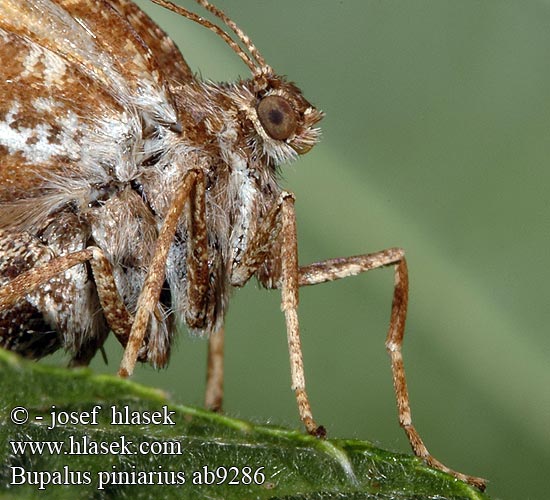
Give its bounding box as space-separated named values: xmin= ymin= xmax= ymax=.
xmin=0 ymin=24 xmax=133 ymax=228
xmin=109 ymin=0 xmax=194 ymax=84
xmin=0 ymin=0 xmax=188 ymax=228
xmin=0 ymin=0 xmax=180 ymax=125
xmin=0 ymin=0 xmax=193 ymax=363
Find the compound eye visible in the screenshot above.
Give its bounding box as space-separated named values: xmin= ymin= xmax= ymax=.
xmin=257 ymin=95 xmax=298 ymax=141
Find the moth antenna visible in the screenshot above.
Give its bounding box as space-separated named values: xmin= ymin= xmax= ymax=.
xmin=193 ymin=0 xmax=269 ymax=71
xmin=151 ymin=0 xmax=272 ymax=76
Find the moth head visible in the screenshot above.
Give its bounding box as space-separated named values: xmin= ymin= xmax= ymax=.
xmin=154 ymin=0 xmax=323 ymax=159
xmin=250 ymin=73 xmax=324 ymax=158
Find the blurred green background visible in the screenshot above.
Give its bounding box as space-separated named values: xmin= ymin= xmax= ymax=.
xmin=80 ymin=1 xmax=550 ymax=498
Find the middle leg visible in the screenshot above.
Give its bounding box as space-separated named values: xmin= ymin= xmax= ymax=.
xmin=229 ymin=192 xmax=323 ymax=436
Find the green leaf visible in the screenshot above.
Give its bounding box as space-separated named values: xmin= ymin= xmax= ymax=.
xmin=0 ymin=349 xmax=490 ymax=500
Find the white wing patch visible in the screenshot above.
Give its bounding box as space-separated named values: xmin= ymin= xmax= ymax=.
xmin=0 ymin=101 xmax=79 ymax=164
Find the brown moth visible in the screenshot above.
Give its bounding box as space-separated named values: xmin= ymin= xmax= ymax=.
xmin=0 ymin=0 xmax=485 ymax=490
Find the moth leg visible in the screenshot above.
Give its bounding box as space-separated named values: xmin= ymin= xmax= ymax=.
xmin=88 ymin=248 xmax=134 ymax=347
xmin=183 ymin=170 xmax=224 ymax=411
xmin=205 ymin=326 xmax=224 ymax=411
xmin=182 ymin=167 xmax=224 ymax=411
xmin=280 ymin=194 xmax=324 ymax=436
xmin=227 ymin=192 xmax=321 ymax=434
xmin=119 ymin=169 xmax=204 ymax=378
xmin=204 ymin=190 xmax=287 ymax=413
xmin=205 ymin=182 xmax=286 ymax=411
xmin=0 ymin=246 xmax=134 ymax=354
xmin=184 ymin=168 xmax=209 ymax=328
xmin=0 ymin=249 xmax=91 ymax=309
xmin=298 ymin=250 xmax=486 ymax=490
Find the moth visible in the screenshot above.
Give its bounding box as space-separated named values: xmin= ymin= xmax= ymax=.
xmin=0 ymin=0 xmax=484 ymax=490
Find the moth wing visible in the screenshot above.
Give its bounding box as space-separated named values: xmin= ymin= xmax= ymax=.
xmin=0 ymin=0 xmax=190 ymax=229
xmin=0 ymin=0 xmax=182 ymax=126
xmin=109 ymin=0 xmax=194 ymax=85
xmin=0 ymin=28 xmax=127 ymax=225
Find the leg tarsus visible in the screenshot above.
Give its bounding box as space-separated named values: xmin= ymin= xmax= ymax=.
xmin=205 ymin=326 xmax=225 ymax=412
